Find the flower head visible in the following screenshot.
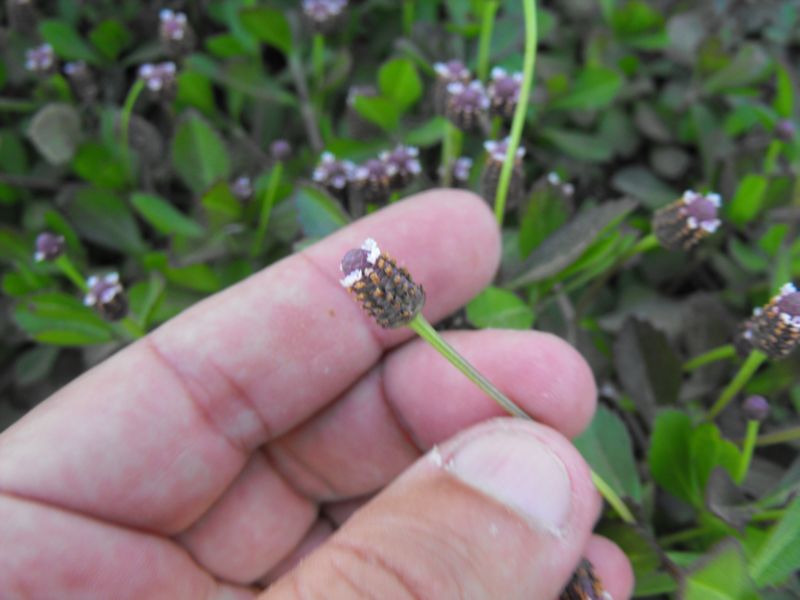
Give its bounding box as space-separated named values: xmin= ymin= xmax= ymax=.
xmin=138 ymin=62 xmax=177 ymax=94
xmin=379 ymin=145 xmax=421 ymax=189
xmin=34 ymin=232 xmax=65 ymax=262
xmin=452 ymin=156 xmax=473 ymax=184
xmin=159 ymin=9 xmax=189 ymax=41
xmin=64 ymin=61 xmax=97 ymax=103
xmin=340 ymin=239 xmax=425 ymax=328
xmin=775 ymin=119 xmax=796 ymax=142
xmin=351 ymin=159 xmax=395 ymax=204
xmin=433 ymin=60 xmax=471 ymax=84
xmin=445 ymin=81 xmax=490 ymax=130
xmin=25 ymin=43 xmax=55 ymax=74
xmin=742 ymin=395 xmax=770 ymax=422
xmin=231 ymin=176 xmax=253 ymax=202
xmin=84 ymin=273 xmax=128 ymax=322
xmin=652 ymin=190 xmax=722 ymax=251
xmin=487 ymin=67 xmax=523 ymax=118
xmin=312 ymin=152 xmax=356 ymax=196
xmin=481 ymin=138 xmax=525 ymax=207
xmin=747 ymin=283 xmax=800 ymax=359
xmin=302 ymin=0 xmax=348 ymax=30
xmin=270 ymin=139 xmax=292 ymax=162
xmin=561 ymin=559 xmax=612 ymax=600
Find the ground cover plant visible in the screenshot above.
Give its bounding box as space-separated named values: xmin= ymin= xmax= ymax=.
xmin=1 ymin=0 xmax=800 ymax=597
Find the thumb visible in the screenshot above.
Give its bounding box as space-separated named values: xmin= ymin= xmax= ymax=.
xmin=264 ymin=418 xmax=601 ymax=600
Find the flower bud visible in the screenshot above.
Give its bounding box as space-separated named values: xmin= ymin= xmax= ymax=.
xmin=84 ymin=273 xmax=128 ymax=322
xmin=748 ymin=283 xmax=800 ymax=359
xmin=379 ymin=145 xmax=421 ymax=190
xmin=652 ymin=190 xmax=722 ymax=251
xmin=560 ymin=559 xmax=611 ymax=600
xmin=340 ymin=238 xmax=425 ymax=328
xmin=445 ymin=80 xmax=490 ymax=131
xmin=231 ymin=176 xmax=253 ymax=202
xmin=488 ymin=67 xmax=523 ymax=119
xmin=742 ymin=395 xmax=769 ymax=422
xmin=351 ymin=159 xmax=394 ymax=205
xmin=775 ymin=119 xmax=796 ymax=142
xmin=481 ymin=137 xmax=525 ymax=207
xmin=34 ymin=232 xmax=66 ymax=262
xmin=270 ymin=139 xmax=292 ymax=162
xmin=25 ymin=43 xmax=55 ymax=75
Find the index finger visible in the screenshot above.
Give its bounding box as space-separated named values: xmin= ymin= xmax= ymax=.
xmin=0 ymin=189 xmax=501 ymax=533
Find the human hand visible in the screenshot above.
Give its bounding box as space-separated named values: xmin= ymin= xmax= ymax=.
xmin=0 ymin=190 xmax=633 ymax=599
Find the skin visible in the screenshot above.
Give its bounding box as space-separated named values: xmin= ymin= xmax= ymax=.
xmin=0 ymin=190 xmax=633 ymax=599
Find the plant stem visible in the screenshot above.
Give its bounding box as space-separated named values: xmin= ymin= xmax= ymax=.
xmin=736 ymin=420 xmax=760 ymax=484
xmin=706 ymin=350 xmax=767 ymax=420
xmin=119 ymin=316 xmax=146 ymax=339
xmin=683 ymin=344 xmax=737 ymax=372
xmin=493 ymin=0 xmax=536 ymax=226
xmin=756 ymin=425 xmax=800 ymax=446
xmin=658 ymin=525 xmax=713 ymax=547
xmin=120 ymin=78 xmax=145 ymax=182
xmin=626 ymin=232 xmax=659 ymax=257
xmin=311 ymin=33 xmax=325 ymax=96
xmin=402 ymin=0 xmax=415 ymax=36
xmin=288 ymin=52 xmax=324 ymax=152
xmin=251 ymin=162 xmax=283 ymax=258
xmin=476 ymin=0 xmax=498 ymax=81
xmin=407 ymin=313 xmax=635 ymax=524
xmin=440 ymin=121 xmax=462 ymax=187
xmin=55 ymin=256 xmax=89 ymax=292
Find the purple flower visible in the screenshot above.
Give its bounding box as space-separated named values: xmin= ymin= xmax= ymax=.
xmin=379 ymin=145 xmax=421 ymax=189
xmin=270 ymin=139 xmax=292 ymax=162
xmin=445 ymin=81 xmax=490 ymax=130
xmin=138 ymin=62 xmax=177 ymax=93
xmin=34 ymin=232 xmax=66 ymax=262
xmin=483 ymin=137 xmax=526 ymax=164
xmin=481 ymin=138 xmax=526 ymax=207
xmin=159 ymin=9 xmax=189 ymax=41
xmin=25 ymin=43 xmax=55 ymax=74
xmin=742 ymin=395 xmax=769 ymax=422
xmin=488 ymin=67 xmax=523 ymax=118
xmin=652 ymin=190 xmax=722 ymax=251
xmin=452 ymin=157 xmax=473 ymax=183
xmin=231 ymin=176 xmax=253 ymax=202
xmin=84 ymin=273 xmax=128 ymax=322
xmin=775 ymin=119 xmax=796 ymax=142
xmin=433 ymin=60 xmax=471 ymax=84
xmin=748 ymin=283 xmax=800 ymax=359
xmin=302 ymin=0 xmax=348 ymax=27
xmin=351 ymin=159 xmax=394 ymax=204
xmin=312 ymin=152 xmax=356 ymax=194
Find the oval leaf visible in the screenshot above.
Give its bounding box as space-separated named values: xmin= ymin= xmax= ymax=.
xmin=171 ymin=112 xmax=231 ymax=195
xmin=466 ymin=286 xmax=534 ymax=330
xmin=131 ymin=192 xmax=204 ymax=238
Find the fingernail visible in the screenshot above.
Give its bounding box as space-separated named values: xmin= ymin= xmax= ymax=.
xmin=447 ymin=430 xmax=572 ymax=533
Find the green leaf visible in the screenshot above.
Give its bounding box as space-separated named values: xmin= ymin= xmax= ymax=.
xmin=683 ymin=541 xmax=759 ymax=600
xmin=466 ymin=286 xmax=534 ymax=330
xmin=378 ymin=58 xmax=422 ymax=112
xmin=171 ymin=112 xmax=231 ymax=194
xmin=403 ymin=117 xmax=447 ymax=147
xmin=549 ymin=67 xmax=623 ymax=111
xmin=749 ymin=495 xmax=800 ymax=587
xmin=648 ymin=410 xmax=697 ymax=505
xmin=703 ymin=44 xmax=773 ymax=94
xmin=774 ymin=65 xmax=794 ymax=118
xmin=239 ymin=7 xmax=292 ymax=54
xmin=72 ymin=142 xmax=128 ymax=189
xmin=201 ymin=181 xmax=242 ymax=222
xmin=89 ymin=19 xmax=132 ymax=61
xmin=610 ymin=0 xmax=667 ymax=49
xmin=504 ymin=198 xmax=637 ymax=287
xmin=352 ymin=95 xmax=401 ymax=132
xmin=27 ymin=103 xmax=82 ymax=165
xmin=14 ymin=346 xmax=59 ymax=387
xmin=518 ymin=183 xmax=570 ymax=257
xmin=727 ymin=174 xmax=768 ymax=226
xmin=131 ymin=192 xmax=204 ymax=238
xmin=540 ymin=128 xmax=613 ymax=162
xmin=574 ymin=407 xmax=642 ymax=502
xmin=14 ymin=292 xmax=114 ymax=346
xmin=64 ymin=187 xmax=145 ymax=254
xmin=611 ymin=166 xmax=678 ymax=209
xmin=294 ymin=185 xmax=350 ymax=238
xmin=176 ymin=71 xmax=217 ymax=117
xmin=39 ymin=19 xmax=102 ymax=64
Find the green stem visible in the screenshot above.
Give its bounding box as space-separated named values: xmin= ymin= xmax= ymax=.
xmin=736 ymin=420 xmax=760 ymax=484
xmin=119 ymin=316 xmax=146 ymax=339
xmin=251 ymin=163 xmax=283 ymax=258
xmin=402 ymin=0 xmax=415 ymax=36
xmin=407 ymin=313 xmax=635 ymax=524
xmin=762 ymin=139 xmax=782 ymax=175
xmin=476 ymin=0 xmax=499 ymax=81
xmin=55 ymin=256 xmax=89 ymax=292
xmin=756 ymin=425 xmax=800 ymax=447
xmin=751 ymin=509 xmax=785 ymax=522
xmin=683 ymin=344 xmax=737 ymax=372
xmin=626 ymin=232 xmax=659 ymax=257
xmin=658 ymin=525 xmax=713 ymax=547
xmin=120 ymin=79 xmax=145 ymax=182
xmin=493 ymin=0 xmax=536 ymax=226
xmin=440 ymin=121 xmax=462 ymax=187
xmin=312 ymin=33 xmax=325 ymax=95
xmin=706 ymin=350 xmax=768 ymax=420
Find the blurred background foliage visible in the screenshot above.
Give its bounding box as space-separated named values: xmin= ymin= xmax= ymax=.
xmin=1 ymin=0 xmax=800 ymax=597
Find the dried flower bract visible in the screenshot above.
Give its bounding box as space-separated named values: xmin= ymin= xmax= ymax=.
xmin=340 ymin=239 xmax=425 ymax=328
